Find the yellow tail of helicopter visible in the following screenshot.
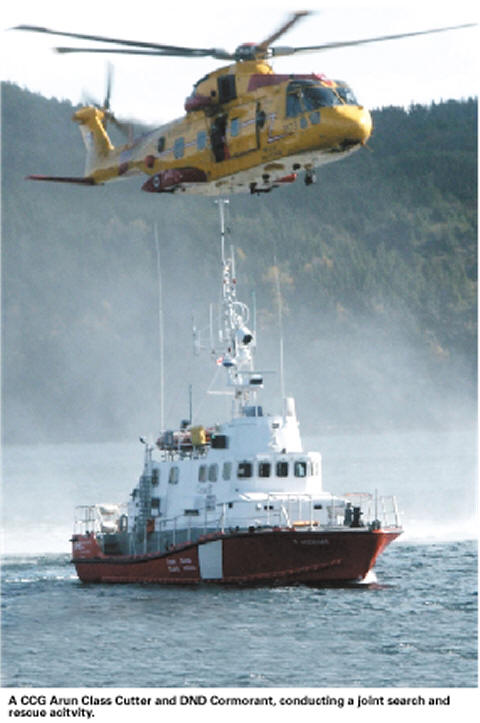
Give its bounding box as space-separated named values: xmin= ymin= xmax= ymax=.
xmin=73 ymin=107 xmax=114 ymax=178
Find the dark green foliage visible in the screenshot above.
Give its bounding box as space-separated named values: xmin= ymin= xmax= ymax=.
xmin=1 ymin=83 xmax=477 ymax=441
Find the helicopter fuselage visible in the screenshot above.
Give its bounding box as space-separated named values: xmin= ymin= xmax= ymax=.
xmin=67 ymin=60 xmax=373 ymax=194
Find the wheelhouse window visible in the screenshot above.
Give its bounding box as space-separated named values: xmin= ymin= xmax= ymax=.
xmin=276 ymin=461 xmax=289 ymax=477
xmin=198 ymin=464 xmax=207 ymax=482
xmin=168 ymin=466 xmax=179 ymax=485
xmin=222 ymin=462 xmax=232 ymax=481
xmin=208 ymin=464 xmax=218 ymax=482
xmin=294 ymin=461 xmax=307 ymax=478
xmin=258 ymin=461 xmax=271 ymax=478
xmin=151 ymin=468 xmax=159 ymax=486
xmin=173 ymin=137 xmax=185 ymax=159
xmin=238 ymin=461 xmax=253 ymax=478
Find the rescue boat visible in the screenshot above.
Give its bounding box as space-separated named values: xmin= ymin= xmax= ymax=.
xmin=71 ymin=202 xmax=402 ymax=585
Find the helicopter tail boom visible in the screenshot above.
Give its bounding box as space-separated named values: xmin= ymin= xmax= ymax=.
xmin=72 ymin=107 xmax=115 ymax=177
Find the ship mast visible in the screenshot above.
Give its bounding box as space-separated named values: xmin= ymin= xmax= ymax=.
xmin=214 ymin=200 xmax=264 ymax=418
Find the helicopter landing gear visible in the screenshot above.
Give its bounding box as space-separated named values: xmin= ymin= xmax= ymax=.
xmin=304 ymin=169 xmax=316 ymax=186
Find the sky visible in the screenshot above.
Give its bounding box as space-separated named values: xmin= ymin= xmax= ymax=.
xmin=1 ymin=0 xmax=478 ymax=125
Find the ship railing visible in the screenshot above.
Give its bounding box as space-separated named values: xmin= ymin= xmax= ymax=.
xmin=150 ymin=492 xmax=400 ymax=542
xmin=343 ymin=492 xmax=401 ymax=529
xmin=73 ymin=503 xmax=127 ymax=536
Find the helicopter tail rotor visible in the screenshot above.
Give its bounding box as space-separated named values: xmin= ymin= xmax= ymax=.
xmin=83 ymin=64 xmax=132 ymax=139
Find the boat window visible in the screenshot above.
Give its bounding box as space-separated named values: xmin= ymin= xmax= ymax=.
xmin=184 ymin=508 xmax=200 ymax=516
xmin=258 ymin=461 xmax=271 ymax=478
xmin=198 ymin=464 xmax=207 ymax=482
xmin=222 ymin=462 xmax=232 ymax=481
xmin=151 ymin=468 xmax=159 ymax=486
xmin=237 ymin=461 xmax=253 ymax=478
xmin=168 ymin=466 xmax=179 ymax=484
xmin=197 ymin=130 xmax=207 ymax=151
xmin=151 ymin=497 xmax=160 ymax=510
xmin=276 ymin=461 xmax=289 ymax=477
xmin=157 ymin=136 xmax=166 ymax=153
xmin=173 ymin=137 xmax=184 ymax=159
xmin=208 ymin=464 xmax=218 ymax=482
xmin=294 ymin=461 xmax=307 ymax=478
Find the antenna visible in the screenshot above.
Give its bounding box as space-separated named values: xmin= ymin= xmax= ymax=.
xmin=215 ymin=198 xmax=229 ymax=265
xmin=154 ymin=223 xmax=165 ymax=430
xmin=272 ymin=239 xmax=286 ymax=415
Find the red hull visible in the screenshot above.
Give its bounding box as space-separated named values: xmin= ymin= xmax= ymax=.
xmin=72 ymin=528 xmax=401 ymax=585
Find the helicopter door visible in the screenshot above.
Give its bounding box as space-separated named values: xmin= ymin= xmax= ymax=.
xmin=210 ymin=114 xmax=228 ymax=162
xmin=226 ymin=104 xmax=259 ymax=158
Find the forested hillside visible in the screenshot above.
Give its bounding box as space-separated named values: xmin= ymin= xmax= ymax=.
xmin=1 ymin=83 xmax=477 ymax=442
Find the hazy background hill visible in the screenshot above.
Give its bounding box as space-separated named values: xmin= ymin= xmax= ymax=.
xmin=1 ymin=83 xmax=477 ymax=443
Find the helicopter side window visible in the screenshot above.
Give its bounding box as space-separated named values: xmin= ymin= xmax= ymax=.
xmin=286 ymin=90 xmax=303 ymax=118
xmin=230 ymin=118 xmax=240 ymax=138
xmin=173 ymin=138 xmax=184 ymax=159
xmin=197 ymin=131 xmax=207 ymax=151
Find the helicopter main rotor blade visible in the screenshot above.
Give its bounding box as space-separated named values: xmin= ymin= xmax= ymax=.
xmin=12 ymin=24 xmax=233 ymax=60
xmin=270 ymin=23 xmax=477 ymax=57
xmin=256 ymin=10 xmax=310 ymax=53
xmin=54 ymin=46 xmax=233 ymax=59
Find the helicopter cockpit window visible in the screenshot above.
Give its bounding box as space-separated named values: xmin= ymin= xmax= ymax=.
xmin=335 ymin=83 xmax=358 ymax=105
xmin=197 ymin=131 xmax=207 ymax=151
xmin=302 ymin=84 xmax=341 ymax=110
xmin=157 ymin=136 xmax=166 ymax=153
xmin=287 ymin=81 xmax=341 ymax=117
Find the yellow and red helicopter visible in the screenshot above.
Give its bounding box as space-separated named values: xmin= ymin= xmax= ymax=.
xmin=14 ymin=12 xmax=475 ymax=195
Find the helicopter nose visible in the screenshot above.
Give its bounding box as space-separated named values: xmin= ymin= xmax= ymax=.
xmin=338 ymin=106 xmax=372 ymax=146
xmin=356 ymin=108 xmax=373 ymax=143
xmin=345 ymin=106 xmax=373 ymax=145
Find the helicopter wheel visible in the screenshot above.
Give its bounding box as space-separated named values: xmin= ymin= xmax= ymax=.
xmin=304 ymin=170 xmax=316 ymax=186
